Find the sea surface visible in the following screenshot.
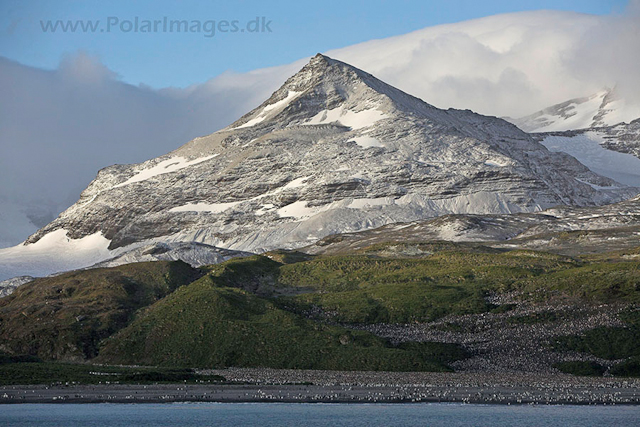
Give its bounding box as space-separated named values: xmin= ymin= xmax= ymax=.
xmin=1 ymin=402 xmax=638 ymax=426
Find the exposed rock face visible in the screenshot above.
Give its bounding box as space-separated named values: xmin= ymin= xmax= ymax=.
xmin=591 ymin=119 xmax=640 ymax=160
xmin=0 ymin=276 xmax=34 ymax=298
xmin=19 ymin=55 xmax=638 ymax=258
xmin=91 ymin=242 xmax=252 ymax=269
xmin=303 ymin=195 xmax=640 ymax=257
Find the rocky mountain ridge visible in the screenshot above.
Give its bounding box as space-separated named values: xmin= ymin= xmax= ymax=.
xmin=0 ymin=54 xmax=637 ymax=280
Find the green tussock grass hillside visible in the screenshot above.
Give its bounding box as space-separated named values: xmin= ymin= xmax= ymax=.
xmin=1 ymin=244 xmax=638 ymax=376
xmin=0 ymin=261 xmax=201 ymax=361
xmin=97 ymin=283 xmax=465 ymax=371
xmin=272 ymin=250 xmax=638 ymax=324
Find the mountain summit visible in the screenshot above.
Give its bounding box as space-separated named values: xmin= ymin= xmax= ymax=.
xmin=2 ymin=55 xmax=636 ymax=279
xmin=221 ymin=53 xmax=440 ymax=132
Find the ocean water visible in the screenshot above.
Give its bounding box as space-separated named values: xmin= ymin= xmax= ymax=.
xmin=1 ymin=402 xmax=638 ymax=426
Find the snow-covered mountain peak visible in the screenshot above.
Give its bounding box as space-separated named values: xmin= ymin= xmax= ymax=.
xmin=2 ymin=56 xmax=637 ymax=281
xmin=220 ymin=54 xmax=444 ymax=134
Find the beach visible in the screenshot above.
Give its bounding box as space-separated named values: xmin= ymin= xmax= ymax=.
xmin=2 ymin=370 xmax=639 ymax=405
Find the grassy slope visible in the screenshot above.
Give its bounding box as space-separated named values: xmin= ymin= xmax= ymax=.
xmin=97 ymin=281 xmax=464 ymax=371
xmin=520 ymin=262 xmax=640 ymax=304
xmin=99 ymin=250 xmax=638 ymax=371
xmin=1 ymin=246 xmax=638 ymax=375
xmin=0 ymin=261 xmax=201 ymax=361
xmin=275 ymin=250 xmax=639 ymax=323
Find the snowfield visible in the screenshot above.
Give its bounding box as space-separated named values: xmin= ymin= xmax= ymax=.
xmin=0 ymin=229 xmax=112 ymax=281
xmin=541 ymin=132 xmax=640 ymax=187
xmin=114 ymin=155 xmax=219 ymax=188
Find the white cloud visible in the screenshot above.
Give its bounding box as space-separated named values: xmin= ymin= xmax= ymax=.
xmin=0 ymin=53 xmax=297 ymax=247
xmin=563 ymin=2 xmax=640 ymax=103
xmin=1 ymin=9 xmax=639 ymax=247
xmin=327 ymin=10 xmax=611 ymax=117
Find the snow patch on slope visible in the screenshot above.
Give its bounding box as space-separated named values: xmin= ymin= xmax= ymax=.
xmin=277 ymin=201 xmax=331 ymax=219
xmin=91 ymin=242 xmax=252 ymax=269
xmin=169 ymin=176 xmax=312 ymax=215
xmin=0 ymin=276 xmax=34 ymax=298
xmin=396 ymin=192 xmax=537 ymax=215
xmin=233 ymin=91 xmax=301 ymax=129
xmin=255 ymin=203 xmax=276 ymax=216
xmin=484 ymin=159 xmax=510 ymax=167
xmin=574 ymin=178 xmax=619 ymax=191
xmin=347 ymin=197 xmax=395 ymax=209
xmin=115 ymin=155 xmax=218 ymax=188
xmin=282 ymin=176 xmax=311 ymax=189
xmin=351 ymin=136 xmax=384 ymax=148
xmin=304 ymin=107 xmax=388 ymax=129
xmin=169 ymin=201 xmax=242 ymax=213
xmin=600 ymin=99 xmax=640 ymax=128
xmin=0 ymin=229 xmax=112 ymax=281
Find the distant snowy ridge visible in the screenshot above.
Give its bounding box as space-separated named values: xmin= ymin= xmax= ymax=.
xmin=510 ymin=89 xmax=640 ymax=133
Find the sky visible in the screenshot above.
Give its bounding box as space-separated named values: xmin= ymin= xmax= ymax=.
xmin=0 ymin=0 xmax=638 ymax=248
xmin=0 ymin=0 xmax=630 ymax=88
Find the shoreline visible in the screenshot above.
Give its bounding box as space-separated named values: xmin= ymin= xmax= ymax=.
xmin=1 ymin=386 xmax=638 ymax=406
xmin=2 ymin=371 xmax=639 ymax=405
